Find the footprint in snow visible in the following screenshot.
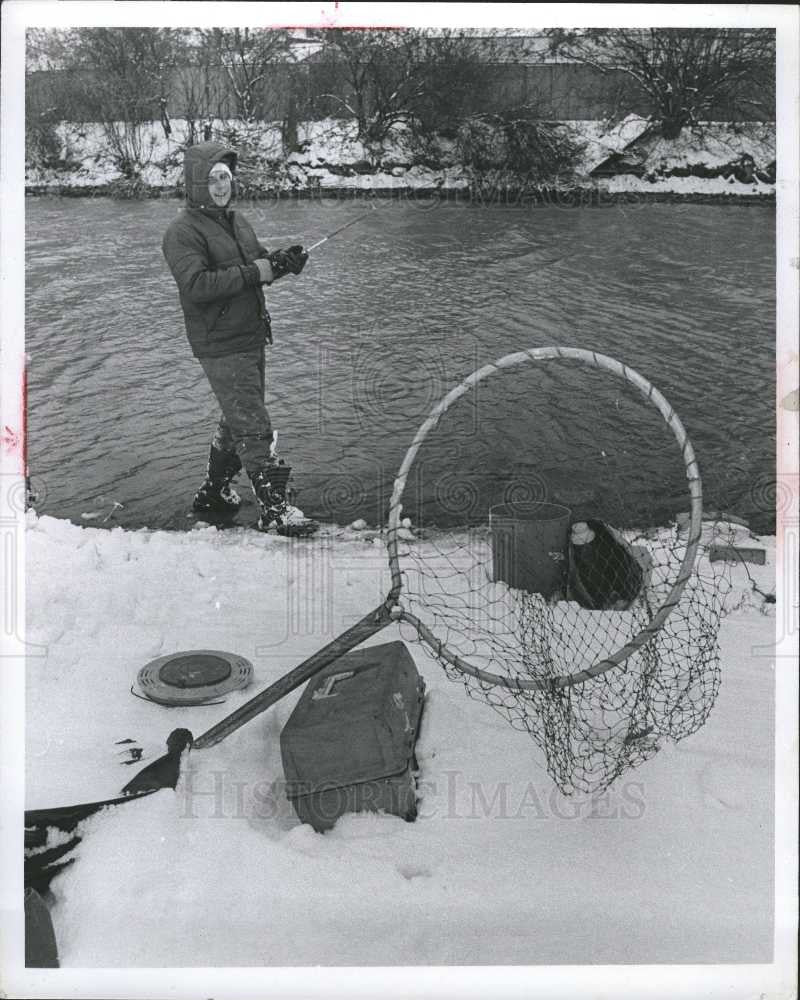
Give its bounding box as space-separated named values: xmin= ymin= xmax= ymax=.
xmin=396 ymin=862 xmax=432 ymax=881
xmin=698 ymin=760 xmax=762 ymax=811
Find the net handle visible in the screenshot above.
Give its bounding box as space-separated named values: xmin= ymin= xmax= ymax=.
xmin=385 ymin=346 xmax=704 ymax=691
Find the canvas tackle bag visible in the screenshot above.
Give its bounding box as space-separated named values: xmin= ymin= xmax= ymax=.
xmin=280 ymin=641 xmax=425 ymax=832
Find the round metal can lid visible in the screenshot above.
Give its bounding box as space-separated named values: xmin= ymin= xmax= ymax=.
xmin=136 ymin=650 xmax=253 ymax=706
xmin=160 ymin=653 xmax=232 ymax=688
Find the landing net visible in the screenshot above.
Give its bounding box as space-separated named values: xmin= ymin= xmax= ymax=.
xmin=386 ymin=348 xmax=730 ymax=795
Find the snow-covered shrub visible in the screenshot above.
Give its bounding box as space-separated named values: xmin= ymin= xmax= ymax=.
xmin=26 ymin=118 xmax=66 ymax=172
xmin=102 ymin=121 xmax=161 ymax=180
xmin=214 ymin=119 xmax=296 ymax=195
xmin=456 ymin=108 xmax=585 ymax=184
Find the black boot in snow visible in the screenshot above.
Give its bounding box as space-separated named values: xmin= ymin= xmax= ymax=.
xmin=193 ymin=445 xmax=243 ymax=514
xmin=249 ymin=461 xmax=318 ymax=537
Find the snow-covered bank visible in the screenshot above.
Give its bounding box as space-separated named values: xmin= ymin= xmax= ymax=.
xmin=24 ymin=512 xmax=777 ymax=966
xmin=25 ymin=116 xmax=776 ymax=202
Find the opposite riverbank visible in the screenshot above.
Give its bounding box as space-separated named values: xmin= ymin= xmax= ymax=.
xmin=25 ymin=116 xmax=776 ymax=203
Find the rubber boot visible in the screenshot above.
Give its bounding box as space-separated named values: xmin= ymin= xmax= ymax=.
xmin=193 ymin=445 xmax=242 ymax=513
xmin=249 ymin=460 xmax=318 ymax=537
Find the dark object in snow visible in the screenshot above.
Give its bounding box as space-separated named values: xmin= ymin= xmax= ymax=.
xmin=120 ymin=728 xmax=193 ymax=795
xmin=719 ymin=153 xmax=773 ymax=185
xmin=589 ymin=124 xmax=657 ymax=178
xmin=656 ymin=153 xmax=775 ymax=185
xmin=159 ymin=97 xmax=171 ymax=140
xmin=590 ymin=150 xmax=648 ymax=178
xmin=709 ymin=543 xmax=766 ymax=566
xmin=567 ymin=519 xmax=644 ymax=611
xmin=24 ymin=790 xmax=158 ymax=895
xmin=758 ymin=160 xmax=776 ymax=184
xmin=280 ymin=642 xmax=425 ymax=832
xmin=135 ymin=650 xmax=253 ymax=706
xmin=733 ymin=154 xmax=756 ymax=183
xmin=489 ymin=500 xmax=571 ymax=599
xmin=25 ymin=888 xmax=59 ymax=967
xmin=623 ymin=726 xmax=654 ymax=745
xmin=118 ymin=745 xmax=144 ymax=764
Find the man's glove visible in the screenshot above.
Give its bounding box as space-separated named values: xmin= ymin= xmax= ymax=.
xmin=267 ymin=245 xmax=309 ymax=281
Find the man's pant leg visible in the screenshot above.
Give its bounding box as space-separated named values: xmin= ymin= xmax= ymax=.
xmin=199 ymin=348 xmax=273 ymax=474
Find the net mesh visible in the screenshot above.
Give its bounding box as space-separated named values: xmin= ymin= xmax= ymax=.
xmin=392 ymin=351 xmax=735 ymax=795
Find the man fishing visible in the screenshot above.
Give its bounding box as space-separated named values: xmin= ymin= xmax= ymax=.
xmin=162 ymin=140 xmax=318 ymax=536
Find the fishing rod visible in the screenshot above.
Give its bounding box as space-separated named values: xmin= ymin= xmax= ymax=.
xmin=305 ymin=208 xmax=376 ymax=252
xmin=261 ymin=207 xmax=376 ymax=256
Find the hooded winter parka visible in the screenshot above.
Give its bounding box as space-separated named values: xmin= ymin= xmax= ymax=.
xmin=162 ymin=142 xmax=272 ymax=359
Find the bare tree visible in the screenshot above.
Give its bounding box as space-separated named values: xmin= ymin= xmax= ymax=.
xmin=68 ymin=28 xmax=185 ymax=125
xmin=547 ymin=28 xmax=774 ymax=138
xmin=310 ymin=29 xmax=407 ymax=142
xmin=173 ymin=39 xmax=229 ymax=145
xmin=39 ymin=28 xmax=188 ymax=181
xmin=311 ymin=28 xmax=503 ymax=146
xmin=26 ymin=29 xmax=76 ymax=169
xmin=408 ymin=29 xmax=500 ymax=138
xmin=26 ymin=27 xmax=74 ymax=73
xmin=200 ymin=28 xmax=291 ymax=122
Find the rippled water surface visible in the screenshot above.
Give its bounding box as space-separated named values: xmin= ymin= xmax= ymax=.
xmin=25 ymin=197 xmax=776 ymax=532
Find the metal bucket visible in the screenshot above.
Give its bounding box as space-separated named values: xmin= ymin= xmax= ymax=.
xmin=490 ymin=501 xmax=571 ymax=598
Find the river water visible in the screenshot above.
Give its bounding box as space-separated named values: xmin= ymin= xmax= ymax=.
xmin=25 ymin=196 xmax=776 ymax=534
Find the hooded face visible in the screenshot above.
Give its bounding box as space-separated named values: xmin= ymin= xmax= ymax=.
xmin=183 ymin=141 xmax=238 ymax=210
xmin=208 ymin=162 xmax=233 ymax=207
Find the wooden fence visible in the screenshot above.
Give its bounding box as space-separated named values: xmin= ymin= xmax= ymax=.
xmin=26 ymin=61 xmax=774 ymax=125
